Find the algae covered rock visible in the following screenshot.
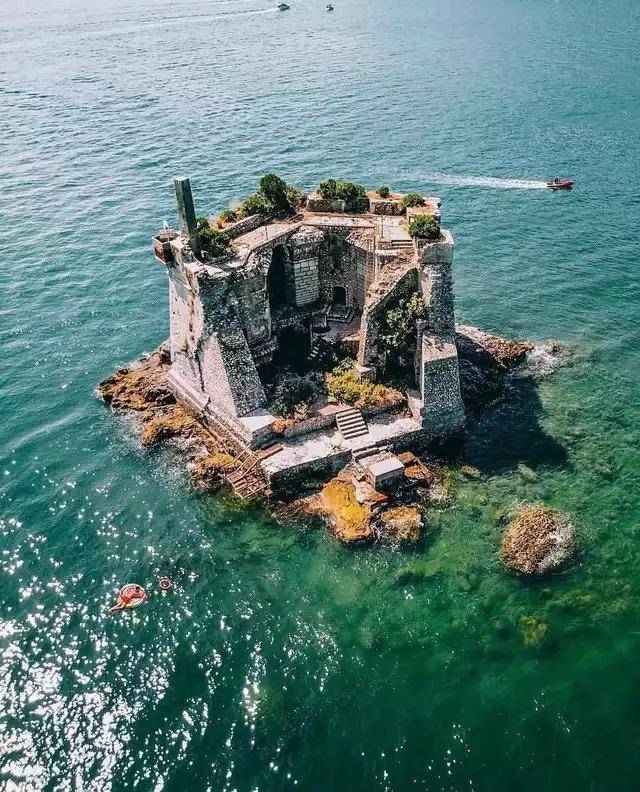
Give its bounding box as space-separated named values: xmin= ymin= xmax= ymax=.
xmin=519 ymin=615 xmax=548 ymax=647
xmin=319 ymin=479 xmax=374 ymax=544
xmin=500 ymin=505 xmax=575 ymax=576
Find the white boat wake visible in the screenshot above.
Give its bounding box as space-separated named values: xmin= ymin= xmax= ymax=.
xmin=419 ymin=172 xmax=548 ymax=190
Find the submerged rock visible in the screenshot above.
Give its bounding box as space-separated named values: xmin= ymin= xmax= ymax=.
xmin=500 ymin=505 xmax=575 ymax=576
xmin=519 ymin=615 xmax=549 ymax=647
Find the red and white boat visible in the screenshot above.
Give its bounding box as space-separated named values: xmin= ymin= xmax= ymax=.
xmin=547 ymin=177 xmax=574 ymax=190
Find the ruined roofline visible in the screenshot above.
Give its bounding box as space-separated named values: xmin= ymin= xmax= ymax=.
xmin=153 ymin=176 xmax=444 ymax=267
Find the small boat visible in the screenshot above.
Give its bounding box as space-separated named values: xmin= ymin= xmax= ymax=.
xmin=277 ymin=2 xmax=290 ymax=9
xmin=547 ymin=177 xmax=574 ymax=191
xmin=326 ymin=3 xmax=334 ymax=9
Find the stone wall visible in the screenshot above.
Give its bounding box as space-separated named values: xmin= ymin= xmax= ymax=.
xmin=369 ymin=198 xmax=403 ymax=216
xmin=418 ymin=230 xmax=455 ymax=336
xmin=317 ymin=228 xmax=370 ymax=310
xmin=357 ymin=267 xmax=419 ymax=370
xmin=289 ymin=227 xmax=323 ymax=306
xmin=306 ymin=194 xmax=346 ymax=213
xmin=415 ymin=336 xmax=466 ymax=438
xmin=224 ymin=213 xmax=265 ymax=239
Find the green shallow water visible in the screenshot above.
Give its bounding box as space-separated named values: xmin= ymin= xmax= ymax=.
xmin=2 ymin=0 xmax=640 ymax=788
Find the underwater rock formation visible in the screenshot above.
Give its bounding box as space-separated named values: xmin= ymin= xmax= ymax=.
xmin=500 ymin=505 xmax=575 ymax=576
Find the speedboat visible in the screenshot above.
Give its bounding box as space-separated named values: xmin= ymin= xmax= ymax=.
xmin=277 ymin=2 xmax=290 ymax=9
xmin=547 ymin=177 xmax=574 ymax=190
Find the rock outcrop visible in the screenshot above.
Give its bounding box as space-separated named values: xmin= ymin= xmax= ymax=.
xmin=500 ymin=505 xmax=575 ymax=576
xmin=317 ymin=478 xmax=374 ymax=544
xmin=299 ymin=454 xmax=443 ymax=545
xmin=98 ymin=345 xmax=238 ymax=490
xmin=456 ymin=324 xmax=533 ymax=409
xmin=376 ymin=506 xmax=423 ymax=543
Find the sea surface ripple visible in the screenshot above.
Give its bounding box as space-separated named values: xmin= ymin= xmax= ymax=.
xmin=1 ymin=0 xmax=640 ymax=789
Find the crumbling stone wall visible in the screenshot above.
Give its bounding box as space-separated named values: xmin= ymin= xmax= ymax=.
xmin=357 ymin=266 xmax=419 ymax=371
xmin=317 ymin=227 xmax=370 ymax=310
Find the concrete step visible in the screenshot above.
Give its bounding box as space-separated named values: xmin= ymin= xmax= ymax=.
xmin=335 ymin=407 xmax=369 ymax=439
xmin=352 ymin=443 xmax=390 ymax=462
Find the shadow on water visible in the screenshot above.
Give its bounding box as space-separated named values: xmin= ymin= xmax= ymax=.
xmin=461 ymin=372 xmax=568 ymax=476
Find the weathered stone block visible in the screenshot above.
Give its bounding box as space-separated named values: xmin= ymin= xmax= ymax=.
xmin=306 ymin=194 xmax=346 ymax=213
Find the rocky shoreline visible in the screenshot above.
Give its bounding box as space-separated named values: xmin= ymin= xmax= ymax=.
xmin=98 ymin=326 xmax=565 ymax=551
xmin=98 ymin=345 xmax=240 ymax=491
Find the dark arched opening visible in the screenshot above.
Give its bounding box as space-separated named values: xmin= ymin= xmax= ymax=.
xmin=332 ymin=285 xmax=347 ymax=307
xmin=267 ymin=245 xmax=288 ymax=308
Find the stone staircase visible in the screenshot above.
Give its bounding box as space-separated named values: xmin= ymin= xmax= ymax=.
xmin=335 ymin=407 xmax=369 ymax=440
xmin=308 ymin=337 xmax=333 ymax=365
xmin=327 ymin=304 xmax=356 ymax=323
xmin=225 ymin=443 xmax=282 ymax=499
xmin=389 ymin=239 xmax=414 ymax=251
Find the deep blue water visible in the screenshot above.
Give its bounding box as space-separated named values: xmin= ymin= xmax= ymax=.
xmin=2 ymin=0 xmax=640 ymax=789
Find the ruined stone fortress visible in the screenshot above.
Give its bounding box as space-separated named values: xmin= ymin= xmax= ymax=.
xmin=153 ymin=177 xmax=466 ymax=490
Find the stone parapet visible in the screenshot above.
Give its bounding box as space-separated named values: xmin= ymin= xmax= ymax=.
xmin=224 ymin=213 xmax=265 ymax=239
xmin=306 ymin=193 xmax=346 ymax=213
xmin=369 ymin=198 xmax=403 ymax=216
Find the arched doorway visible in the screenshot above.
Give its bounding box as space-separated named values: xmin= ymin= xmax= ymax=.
xmin=267 ymin=245 xmax=288 ymax=308
xmin=332 ymin=285 xmax=346 ymax=307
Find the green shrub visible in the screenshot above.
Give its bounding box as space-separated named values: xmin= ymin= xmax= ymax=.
xmin=325 ymin=361 xmax=403 ymax=409
xmin=401 ymin=193 xmax=426 ymax=209
xmin=199 ymin=225 xmax=231 ymax=258
xmin=381 ymin=294 xmax=428 ymax=353
xmin=196 ymin=216 xmax=211 ymax=232
xmin=269 ymin=371 xmax=323 ymax=417
xmin=318 ymin=178 xmax=338 ymax=200
xmin=408 ymin=214 xmax=440 ymax=240
xmin=218 ymin=209 xmax=237 ymax=223
xmin=377 ymin=185 xmax=390 ymax=198
xmin=242 ymin=192 xmax=272 ymax=216
xmin=259 ymin=173 xmax=291 ymax=214
xmin=286 ymin=186 xmax=307 ymax=212
xmin=335 ymin=181 xmax=368 ymax=212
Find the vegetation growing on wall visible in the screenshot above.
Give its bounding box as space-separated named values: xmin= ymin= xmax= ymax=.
xmin=408 ymin=214 xmax=440 ymax=240
xmin=401 ymin=193 xmax=426 ymax=209
xmin=196 ymin=217 xmax=231 ymax=258
xmin=266 ymin=371 xmax=324 ymax=418
xmin=374 ymin=293 xmax=428 ymax=382
xmin=381 ymin=294 xmax=427 ymax=351
xmin=325 ymin=361 xmax=404 ymax=409
xmin=318 ymin=179 xmax=368 ymax=212
xmin=377 ymin=185 xmax=390 ymax=198
xmin=241 ymin=173 xmax=307 ymax=218
xmin=217 ymin=208 xmax=237 ymax=224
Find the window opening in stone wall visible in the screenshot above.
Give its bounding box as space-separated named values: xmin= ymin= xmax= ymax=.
xmin=267 ymin=245 xmax=288 ymax=308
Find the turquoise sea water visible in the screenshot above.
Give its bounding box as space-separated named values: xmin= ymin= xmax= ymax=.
xmin=2 ymin=0 xmax=640 ymax=788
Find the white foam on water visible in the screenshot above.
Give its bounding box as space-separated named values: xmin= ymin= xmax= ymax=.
xmin=418 ymin=172 xmax=548 ymax=190
xmin=526 ymin=344 xmax=562 ymax=375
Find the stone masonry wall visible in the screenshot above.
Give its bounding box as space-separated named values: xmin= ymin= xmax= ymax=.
xmin=288 ymin=227 xmax=323 ymax=306
xmin=317 ymin=228 xmax=370 ymax=310
xmin=418 ymin=231 xmax=455 ymax=336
